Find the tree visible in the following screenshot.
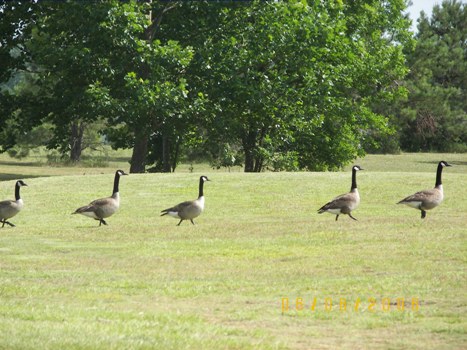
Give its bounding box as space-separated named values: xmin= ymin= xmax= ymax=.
xmin=1 ymin=1 xmax=119 ymax=161
xmin=187 ymin=0 xmax=411 ymax=171
xmin=398 ymin=0 xmax=467 ymax=152
xmin=1 ymin=1 xmax=202 ymax=170
xmin=0 ymin=1 xmax=40 ymax=149
xmin=95 ymin=1 xmax=203 ymax=173
xmin=1 ymin=0 xmax=413 ymax=171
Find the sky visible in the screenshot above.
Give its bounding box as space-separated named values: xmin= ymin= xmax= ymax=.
xmin=406 ymin=0 xmax=440 ymax=31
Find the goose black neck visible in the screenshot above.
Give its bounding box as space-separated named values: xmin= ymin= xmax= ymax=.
xmin=351 ymin=168 xmax=358 ymax=190
xmin=113 ymin=172 xmax=121 ymax=194
xmin=198 ymin=177 xmax=204 ymax=198
xmin=435 ymin=163 xmax=444 ymax=187
xmin=15 ymin=182 xmax=21 ymax=201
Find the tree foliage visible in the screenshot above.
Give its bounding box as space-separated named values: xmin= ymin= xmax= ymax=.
xmin=189 ymin=0 xmax=412 ymax=170
xmin=398 ymin=0 xmax=467 ymax=152
xmin=1 ymin=0 xmax=419 ymax=171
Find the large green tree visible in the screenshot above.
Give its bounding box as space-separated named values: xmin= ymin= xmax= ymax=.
xmin=1 ymin=1 xmax=200 ymax=170
xmin=88 ymin=1 xmax=201 ymax=173
xmin=2 ymin=0 xmax=413 ymax=171
xmin=0 ymin=1 xmax=41 ymax=149
xmin=398 ymin=0 xmax=466 ymax=152
xmin=183 ymin=0 xmax=412 ymax=171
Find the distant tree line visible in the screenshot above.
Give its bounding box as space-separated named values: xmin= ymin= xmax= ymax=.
xmin=0 ymin=0 xmax=465 ymax=172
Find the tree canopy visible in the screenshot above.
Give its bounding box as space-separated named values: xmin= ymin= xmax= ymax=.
xmin=397 ymin=0 xmax=466 ymax=152
xmin=3 ymin=0 xmax=461 ymax=172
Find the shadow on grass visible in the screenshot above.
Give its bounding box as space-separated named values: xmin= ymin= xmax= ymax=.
xmin=106 ymin=156 xmax=131 ymax=163
xmin=417 ymin=160 xmax=467 ymax=166
xmin=0 ymin=160 xmax=43 ymax=167
xmin=0 ymin=173 xmax=50 ymax=182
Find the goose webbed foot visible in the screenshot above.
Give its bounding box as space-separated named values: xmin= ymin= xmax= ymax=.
xmin=1 ymin=220 xmax=15 ymax=227
xmin=421 ymin=210 xmax=426 ymax=219
xmin=97 ymin=219 xmax=107 ymax=226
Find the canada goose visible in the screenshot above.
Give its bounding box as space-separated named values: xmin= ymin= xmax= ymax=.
xmin=161 ymin=175 xmax=210 ymax=226
xmin=72 ymin=169 xmax=128 ymax=226
xmin=397 ymin=160 xmax=452 ymax=219
xmin=0 ymin=180 xmax=28 ymax=228
xmin=318 ymin=165 xmax=363 ymax=221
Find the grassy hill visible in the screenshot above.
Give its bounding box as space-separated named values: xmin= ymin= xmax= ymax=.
xmin=0 ymin=152 xmax=465 ymax=349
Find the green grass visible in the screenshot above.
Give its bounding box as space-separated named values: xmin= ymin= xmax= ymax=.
xmin=0 ymin=152 xmax=466 ymax=349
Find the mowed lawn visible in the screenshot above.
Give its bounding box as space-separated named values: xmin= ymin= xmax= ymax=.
xmin=0 ymin=153 xmax=465 ymax=349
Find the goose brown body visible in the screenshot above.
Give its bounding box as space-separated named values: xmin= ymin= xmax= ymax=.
xmin=318 ymin=166 xmax=363 ymax=221
xmin=161 ymin=176 xmax=210 ymax=226
xmin=73 ymin=170 xmax=127 ymax=226
xmin=398 ymin=161 xmax=451 ymax=218
xmin=0 ymin=180 xmax=28 ymax=227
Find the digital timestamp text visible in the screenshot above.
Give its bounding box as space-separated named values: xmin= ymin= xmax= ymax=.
xmin=281 ymin=297 xmax=420 ymax=313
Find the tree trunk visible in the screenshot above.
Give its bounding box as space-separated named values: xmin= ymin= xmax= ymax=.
xmin=171 ymin=138 xmax=181 ymax=172
xmin=130 ymin=131 xmax=148 ymax=173
xmin=70 ymin=121 xmax=85 ymax=162
xmin=243 ymin=130 xmax=257 ymax=172
xmin=253 ymin=127 xmax=267 ymax=172
xmin=129 ymin=3 xmax=175 ymax=173
xmin=162 ymin=135 xmax=171 ymax=173
xmin=254 ymin=156 xmax=263 ymax=172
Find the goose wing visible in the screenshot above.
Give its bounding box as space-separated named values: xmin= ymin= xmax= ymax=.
xmin=73 ymin=197 xmax=111 ymax=214
xmin=0 ymin=199 xmax=15 ymax=209
xmin=161 ymin=201 xmax=194 ymax=216
xmin=398 ymin=189 xmax=437 ymax=204
xmin=161 ymin=200 xmax=193 ymax=215
xmin=318 ymin=193 xmax=354 ymax=212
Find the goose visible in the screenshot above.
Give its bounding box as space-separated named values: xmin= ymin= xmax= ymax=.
xmin=72 ymin=169 xmax=128 ymax=226
xmin=161 ymin=175 xmax=210 ymax=226
xmin=397 ymin=160 xmax=452 ymax=219
xmin=0 ymin=180 xmax=28 ymax=228
xmin=318 ymin=165 xmax=363 ymax=221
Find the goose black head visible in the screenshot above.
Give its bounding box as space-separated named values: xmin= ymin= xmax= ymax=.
xmin=17 ymin=180 xmax=28 ymax=187
xmin=440 ymin=161 xmax=452 ymax=167
xmin=116 ymin=170 xmax=129 ymax=176
xmin=352 ymin=165 xmax=363 ymax=171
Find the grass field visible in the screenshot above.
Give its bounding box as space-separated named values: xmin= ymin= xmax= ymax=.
xmin=0 ymin=151 xmax=465 ymax=349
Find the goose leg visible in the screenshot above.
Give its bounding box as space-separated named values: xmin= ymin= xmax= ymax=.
xmin=421 ymin=210 xmax=426 ymax=219
xmin=190 ymin=219 xmax=195 ymax=225
xmin=335 ymin=215 xmax=339 ymax=221
xmin=2 ymin=220 xmax=15 ymax=227
xmin=177 ymin=219 xmax=183 ymax=226
xmin=97 ymin=219 xmax=107 ymax=226
xmin=348 ymin=213 xmax=358 ymax=221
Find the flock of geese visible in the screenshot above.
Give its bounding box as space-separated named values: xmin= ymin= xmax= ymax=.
xmin=0 ymin=161 xmax=452 ymax=228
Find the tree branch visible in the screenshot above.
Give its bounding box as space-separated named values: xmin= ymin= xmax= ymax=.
xmin=144 ymin=1 xmax=181 ymax=41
